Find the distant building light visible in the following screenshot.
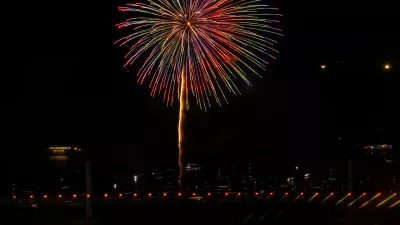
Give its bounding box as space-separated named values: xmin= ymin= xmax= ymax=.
xmin=185 ymin=163 xmax=202 ymax=171
xmin=321 ymin=64 xmax=326 ymax=69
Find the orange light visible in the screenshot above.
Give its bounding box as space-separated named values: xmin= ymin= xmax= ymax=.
xmin=285 ymin=192 xmax=289 ymax=196
xmin=192 ymin=192 xmax=196 ymax=197
xmin=378 ymin=192 xmax=382 ymax=196
xmin=395 ymin=193 xmax=398 ymax=196
xmin=255 ymin=192 xmax=259 ymax=196
xmin=207 ymin=192 xmax=211 ymax=196
xmin=148 ymin=193 xmax=152 ymax=197
xmin=72 ymin=194 xmax=76 ymax=198
xmin=119 ymin=193 xmax=123 ymax=198
xmin=237 ymin=193 xmax=241 ymax=196
xmin=321 ymin=64 xmax=326 ymax=69
xmin=59 ymin=194 xmax=63 ymax=199
xmin=134 ymin=193 xmax=137 ymax=197
xmin=43 ymin=194 xmax=48 ymax=199
xmin=225 ymin=192 xmax=229 ymax=197
xmin=104 ymin=193 xmax=108 ymax=198
xmin=384 ymin=64 xmax=391 ymax=70
xmin=29 ymin=195 xmax=34 ymax=199
xmin=348 ymin=193 xmax=352 ymax=196
xmin=187 ymin=21 xmax=191 ymax=26
xmin=330 ymin=192 xmax=334 ymax=196
xmin=300 ymin=192 xmax=304 ymax=196
xmin=178 ymin=193 xmax=182 ymax=197
xmin=163 ymin=193 xmax=167 ymax=197
xmin=363 ymin=192 xmax=367 ymax=196
xmin=315 ymin=192 xmax=319 ymax=196
xmin=270 ymin=192 xmax=274 ymax=196
xmin=86 ymin=194 xmax=91 ymax=198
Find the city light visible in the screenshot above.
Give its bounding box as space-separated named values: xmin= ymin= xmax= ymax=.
xmin=384 ymin=64 xmax=391 ymax=70
xmin=59 ymin=194 xmax=63 ymax=199
xmin=321 ymin=64 xmax=326 ymax=69
xmin=148 ymin=193 xmax=152 ymax=197
xmin=359 ymin=193 xmax=382 ymax=208
xmin=348 ymin=193 xmax=366 ymax=207
xmin=237 ymin=193 xmax=241 ymax=196
xmin=86 ymin=194 xmax=91 ymax=198
xmin=308 ymin=192 xmax=319 ymax=202
xmin=43 ymin=194 xmax=48 ymax=199
xmin=134 ymin=193 xmax=138 ymax=197
xmin=192 ymin=192 xmax=196 ymax=197
xmin=321 ymin=193 xmax=334 ymax=204
xmin=285 ymin=192 xmax=289 ymax=196
xmin=270 ymin=192 xmax=274 ymax=196
xmin=163 ymin=193 xmax=167 ymax=197
xmin=225 ymin=192 xmax=229 ymax=197
xmin=29 ymin=195 xmax=34 ymax=199
xmin=178 ymin=193 xmax=182 ymax=197
xmin=300 ymin=192 xmax=304 ymax=196
xmin=255 ymin=192 xmax=259 ymax=196
xmin=73 ymin=194 xmax=77 ymax=199
xmin=377 ymin=193 xmax=397 ymax=207
xmin=336 ymin=194 xmax=351 ymax=205
xmin=207 ymin=192 xmax=211 ymax=197
xmin=389 ymin=200 xmax=400 ymax=208
xmin=119 ymin=193 xmax=123 ymax=198
xmin=104 ymin=193 xmax=108 ymax=198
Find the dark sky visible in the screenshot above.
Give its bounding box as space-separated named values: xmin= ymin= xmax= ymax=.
xmin=4 ymin=0 xmax=399 ymax=171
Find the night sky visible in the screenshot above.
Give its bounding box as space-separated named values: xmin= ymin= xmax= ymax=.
xmin=4 ymin=0 xmax=399 ymax=173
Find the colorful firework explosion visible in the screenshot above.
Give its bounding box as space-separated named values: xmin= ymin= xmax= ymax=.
xmin=115 ymin=0 xmax=283 ymax=110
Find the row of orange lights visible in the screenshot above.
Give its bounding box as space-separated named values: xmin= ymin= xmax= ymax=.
xmin=27 ymin=192 xmax=385 ymax=200
xmin=29 ymin=194 xmax=91 ymax=199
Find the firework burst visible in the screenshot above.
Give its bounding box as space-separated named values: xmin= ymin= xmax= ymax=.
xmin=116 ymin=0 xmax=282 ymax=183
xmin=116 ymin=0 xmax=282 ymax=110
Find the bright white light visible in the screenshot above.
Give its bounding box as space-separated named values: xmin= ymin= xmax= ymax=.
xmin=134 ymin=175 xmax=138 ymax=182
xmin=113 ymin=184 xmax=117 ymax=190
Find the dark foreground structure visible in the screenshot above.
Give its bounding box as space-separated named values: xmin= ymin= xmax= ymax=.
xmin=2 ymin=199 xmax=399 ymax=225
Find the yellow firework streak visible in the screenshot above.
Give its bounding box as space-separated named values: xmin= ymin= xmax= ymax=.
xmin=178 ymin=70 xmax=186 ymax=182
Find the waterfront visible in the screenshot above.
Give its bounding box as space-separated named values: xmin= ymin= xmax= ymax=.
xmin=2 ymin=198 xmax=399 ymax=225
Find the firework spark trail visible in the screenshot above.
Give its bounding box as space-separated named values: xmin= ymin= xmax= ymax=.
xmin=178 ymin=69 xmax=186 ymax=182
